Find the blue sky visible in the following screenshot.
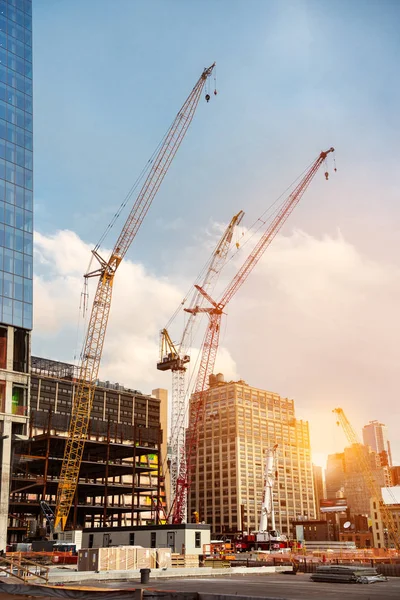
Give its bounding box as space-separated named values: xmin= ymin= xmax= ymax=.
xmin=31 ymin=1 xmax=400 ymax=463
xmin=33 ymin=0 xmax=400 ymax=267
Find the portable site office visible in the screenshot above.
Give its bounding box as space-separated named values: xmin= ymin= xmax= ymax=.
xmin=82 ymin=523 xmax=211 ymax=555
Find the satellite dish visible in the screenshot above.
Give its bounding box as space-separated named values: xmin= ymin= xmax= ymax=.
xmin=350 ymin=524 xmax=355 ymax=530
xmin=343 ymin=521 xmax=351 ymax=529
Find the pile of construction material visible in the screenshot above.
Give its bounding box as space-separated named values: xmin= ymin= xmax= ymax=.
xmin=171 ymin=554 xmax=199 ymax=568
xmin=77 ymin=547 xmax=172 ymax=572
xmin=311 ymin=565 xmax=387 ymax=584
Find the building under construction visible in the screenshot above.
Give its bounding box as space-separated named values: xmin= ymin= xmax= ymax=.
xmin=8 ymin=356 xmax=167 ymax=544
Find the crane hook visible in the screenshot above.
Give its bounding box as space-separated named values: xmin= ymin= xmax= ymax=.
xmin=324 ymin=171 xmax=329 ymax=180
xmin=205 ymin=94 xmax=210 ymax=103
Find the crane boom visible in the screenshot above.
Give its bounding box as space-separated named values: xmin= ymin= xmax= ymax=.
xmin=158 ymin=210 xmax=244 ymax=515
xmin=54 ymin=63 xmax=216 ymax=531
xmin=333 ymin=408 xmax=400 ymax=549
xmin=180 ymin=210 xmax=244 ymax=350
xmin=171 ymin=148 xmax=335 ymax=523
xmin=219 ymin=148 xmax=334 ymax=309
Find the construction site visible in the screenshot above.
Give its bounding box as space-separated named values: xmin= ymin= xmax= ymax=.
xmin=0 ymin=2 xmax=399 ymax=598
xmin=8 ymin=355 xmax=166 ymax=543
xmin=0 ymin=60 xmax=397 ymax=598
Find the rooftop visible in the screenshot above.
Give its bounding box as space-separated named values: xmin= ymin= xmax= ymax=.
xmin=31 ymin=355 xmax=145 ymax=394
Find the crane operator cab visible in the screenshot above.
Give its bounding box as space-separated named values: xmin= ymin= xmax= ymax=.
xmin=269 ymin=529 xmax=286 ymax=541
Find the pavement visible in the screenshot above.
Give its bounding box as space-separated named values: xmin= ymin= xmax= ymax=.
xmin=47 ymin=565 xmax=288 ymax=583
xmin=79 ymin=572 xmax=400 ymax=599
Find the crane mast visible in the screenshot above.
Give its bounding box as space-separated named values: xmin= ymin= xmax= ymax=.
xmin=171 ymin=148 xmax=335 ymax=523
xmin=259 ymin=445 xmax=278 ymax=532
xmin=54 ymin=63 xmax=216 ymax=531
xmin=158 ymin=210 xmax=244 ymax=514
xmin=333 ymin=408 xmax=400 ymax=549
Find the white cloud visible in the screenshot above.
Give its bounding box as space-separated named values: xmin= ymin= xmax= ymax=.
xmin=32 ymin=227 xmax=400 ymax=468
xmin=32 ymin=230 xmax=185 ymax=392
xmin=222 ymin=230 xmax=400 ymax=464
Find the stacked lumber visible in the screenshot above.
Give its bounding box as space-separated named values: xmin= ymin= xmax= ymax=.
xmin=171 ymin=553 xmax=199 ymax=568
xmin=204 ymin=558 xmax=231 ymax=569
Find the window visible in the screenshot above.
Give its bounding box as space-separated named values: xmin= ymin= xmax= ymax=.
xmin=0 ymin=328 xmax=6 ymax=368
xmin=129 ymin=533 xmax=135 ymax=545
xmin=195 ymin=532 xmax=201 ymax=548
xmin=11 ymin=384 xmax=25 ymax=415
xmin=13 ymin=327 xmax=28 ymax=372
xmin=0 ymin=379 xmax=5 ymax=412
xmin=150 ymin=532 xmax=156 ymax=548
xmin=88 ymin=534 xmax=94 ymax=549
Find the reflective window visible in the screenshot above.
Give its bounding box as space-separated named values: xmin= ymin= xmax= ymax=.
xmin=0 ymin=0 xmax=32 ymax=329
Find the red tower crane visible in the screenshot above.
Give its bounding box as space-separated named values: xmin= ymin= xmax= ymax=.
xmin=157 ymin=210 xmax=244 ymax=515
xmin=170 ymin=147 xmax=335 ymax=523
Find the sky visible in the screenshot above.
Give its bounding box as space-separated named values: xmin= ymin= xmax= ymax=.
xmin=32 ymin=0 xmax=400 ymax=468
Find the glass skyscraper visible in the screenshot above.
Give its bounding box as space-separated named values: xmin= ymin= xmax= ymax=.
xmin=0 ymin=0 xmax=32 ymax=330
xmin=0 ymin=0 xmax=32 ymax=553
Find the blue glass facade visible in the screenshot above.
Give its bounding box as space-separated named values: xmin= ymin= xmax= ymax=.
xmin=0 ymin=0 xmax=32 ymax=330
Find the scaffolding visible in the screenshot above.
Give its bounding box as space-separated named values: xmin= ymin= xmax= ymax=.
xmin=8 ymin=360 xmax=167 ymax=542
xmin=9 ymin=410 xmax=165 ymax=540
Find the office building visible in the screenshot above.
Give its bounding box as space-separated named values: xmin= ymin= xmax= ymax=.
xmin=0 ymin=0 xmax=33 ymax=552
xmin=371 ymin=488 xmax=400 ymax=549
xmin=391 ymin=466 xmax=400 ymax=486
xmin=344 ymin=443 xmax=391 ymax=516
xmin=326 ymin=444 xmax=391 ymax=518
xmin=292 ymin=519 xmax=329 ymax=542
xmin=363 ymin=420 xmax=392 ymax=466
xmin=8 ymin=356 xmax=167 ymax=543
xmin=325 ymin=453 xmax=345 ymax=499
xmin=312 ymin=464 xmax=325 ymax=515
xmin=188 ymin=374 xmax=316 ymax=536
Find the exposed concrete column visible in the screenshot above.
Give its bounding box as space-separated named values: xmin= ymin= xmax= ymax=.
xmin=0 ymin=418 xmax=12 ymax=551
xmin=4 ymin=380 xmax=13 ymax=415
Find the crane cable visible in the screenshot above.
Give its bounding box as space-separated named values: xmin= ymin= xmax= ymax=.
xmin=221 ymin=156 xmax=316 ymax=273
xmin=93 ymin=115 xmax=181 ymax=254
xmin=168 ymin=154 xmax=329 ymax=455
xmin=72 ymin=114 xmax=187 ymax=362
xmin=164 ymin=156 xmax=317 ymax=337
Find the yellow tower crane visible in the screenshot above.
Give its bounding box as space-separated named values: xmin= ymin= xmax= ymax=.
xmin=54 ymin=63 xmax=216 ymax=530
xmin=333 ymin=407 xmax=399 ymax=549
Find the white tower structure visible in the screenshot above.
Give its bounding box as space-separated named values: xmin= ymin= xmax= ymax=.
xmin=258 ymin=444 xmax=278 ymax=533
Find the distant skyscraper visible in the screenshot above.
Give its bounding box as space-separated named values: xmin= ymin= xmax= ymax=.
xmin=0 ymin=0 xmax=33 ymax=552
xmin=188 ymin=373 xmax=316 ymax=536
xmin=325 ymin=453 xmax=345 ymax=499
xmin=313 ymin=464 xmax=325 ymax=515
xmin=363 ymin=421 xmax=392 ymax=466
xmin=343 ymin=444 xmax=389 ymax=516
